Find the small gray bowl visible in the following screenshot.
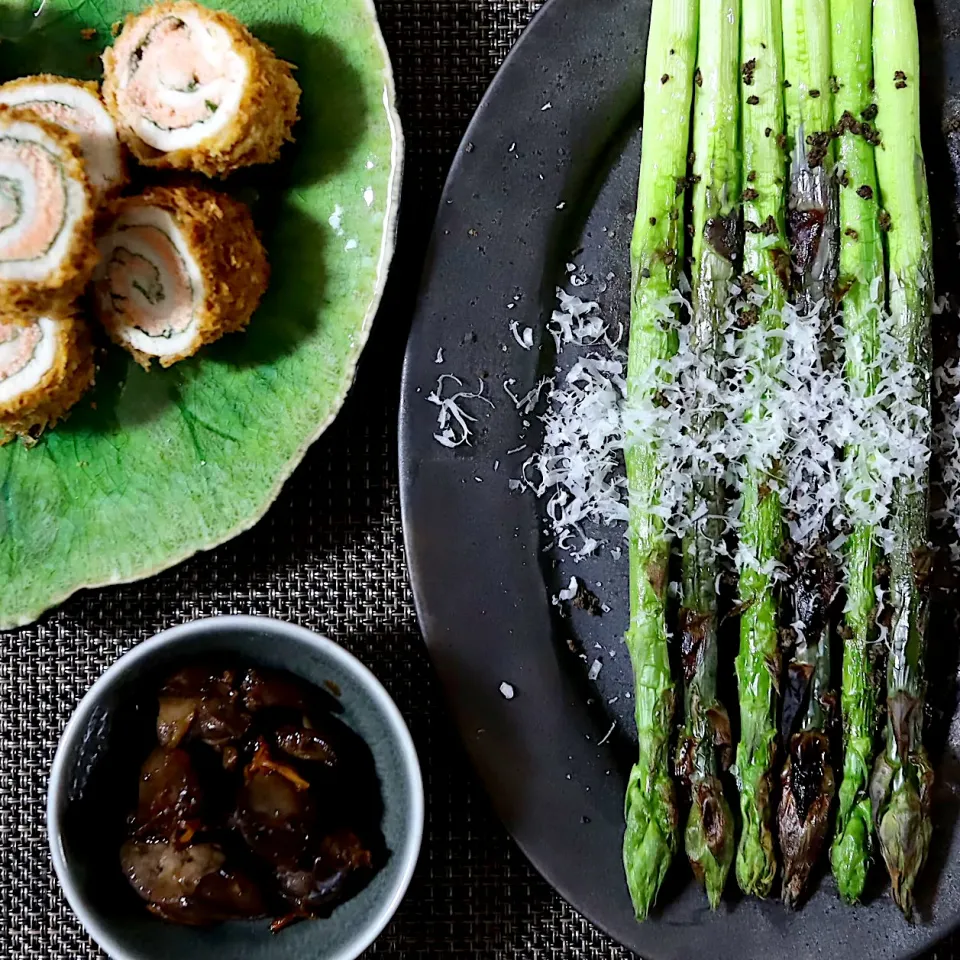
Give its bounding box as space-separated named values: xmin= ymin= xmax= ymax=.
xmin=47 ymin=615 xmax=424 ymax=960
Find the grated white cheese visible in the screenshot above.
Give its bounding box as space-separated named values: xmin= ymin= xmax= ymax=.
xmin=557 ymin=576 xmax=579 ymax=601
xmin=504 ymin=376 xmax=554 ymax=415
xmin=427 ymin=375 xmax=494 ymax=449
xmin=507 ymin=271 xmax=933 ymax=565
xmin=935 ymin=332 xmax=960 ymax=559
xmin=772 ymin=298 xmax=844 ymax=548
xmin=510 ymin=321 xmax=534 ymax=350
xmin=499 ymin=682 xmax=515 ymax=699
xmin=598 ymin=721 xmax=616 ymax=745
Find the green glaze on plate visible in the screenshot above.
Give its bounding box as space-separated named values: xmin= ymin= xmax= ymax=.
xmin=0 ymin=0 xmax=403 ymax=628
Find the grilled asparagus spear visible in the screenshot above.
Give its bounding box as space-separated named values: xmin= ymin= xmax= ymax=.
xmin=869 ymin=0 xmax=935 ymax=921
xmin=830 ymin=0 xmax=886 ymax=905
xmin=734 ymin=0 xmax=789 ymax=899
xmin=675 ymin=0 xmax=739 ymax=910
xmin=777 ymin=0 xmax=838 ymax=910
xmin=622 ymin=0 xmax=699 ymax=920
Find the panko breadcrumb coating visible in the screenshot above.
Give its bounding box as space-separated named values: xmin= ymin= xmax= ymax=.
xmin=0 ymin=311 xmax=95 ymax=443
xmin=92 ymin=184 xmax=270 ymax=368
xmin=0 ymin=106 xmax=98 ymax=322
xmin=102 ymin=1 xmax=300 ymax=177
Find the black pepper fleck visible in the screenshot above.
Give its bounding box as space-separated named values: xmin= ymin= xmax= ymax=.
xmin=747 ymin=95 xmax=760 ymax=105
xmin=736 ymin=304 xmax=760 ymax=329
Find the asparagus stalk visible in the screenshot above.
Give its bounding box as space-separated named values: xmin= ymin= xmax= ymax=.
xmin=869 ymin=0 xmax=935 ymax=921
xmin=675 ymin=0 xmax=738 ymax=911
xmin=777 ymin=0 xmax=838 ymax=910
xmin=733 ymin=0 xmax=788 ymax=900
xmin=830 ymin=0 xmax=885 ymax=905
xmin=622 ymin=0 xmax=698 ymax=920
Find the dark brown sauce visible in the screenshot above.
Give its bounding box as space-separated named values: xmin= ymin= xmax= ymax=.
xmin=120 ymin=663 xmax=385 ymax=931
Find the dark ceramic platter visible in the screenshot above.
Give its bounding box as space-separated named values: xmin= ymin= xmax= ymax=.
xmin=399 ymin=0 xmax=960 ymax=957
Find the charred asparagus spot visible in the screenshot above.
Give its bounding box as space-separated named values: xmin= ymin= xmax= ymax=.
xmin=779 ymin=731 xmax=836 ymax=909
xmin=787 ymin=128 xmax=837 ymax=315
xmin=778 ymin=540 xmax=838 ymax=908
xmin=673 ymin=0 xmax=739 ymax=911
xmin=783 ymin=0 xmax=837 ymax=317
xmin=622 ymin=0 xmax=697 ymax=919
xmin=869 ymin=0 xmax=935 ymax=921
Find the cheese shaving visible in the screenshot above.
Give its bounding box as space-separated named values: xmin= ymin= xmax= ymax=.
xmin=935 ymin=335 xmax=960 ymax=560
xmin=427 ymin=375 xmax=494 ymax=449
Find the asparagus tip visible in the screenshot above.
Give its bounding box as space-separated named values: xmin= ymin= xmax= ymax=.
xmin=623 ymin=764 xmax=678 ymax=919
xmin=778 ymin=732 xmax=835 ymax=910
xmin=735 ymin=817 xmax=777 ymax=898
xmin=830 ymin=808 xmax=872 ymax=904
xmin=877 ymin=775 xmax=933 ymax=921
xmin=831 ymin=737 xmax=876 ymax=903
xmin=684 ymin=776 xmax=734 ymax=910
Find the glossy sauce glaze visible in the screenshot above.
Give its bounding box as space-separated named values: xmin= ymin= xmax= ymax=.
xmin=120 ymin=663 xmax=385 ymax=931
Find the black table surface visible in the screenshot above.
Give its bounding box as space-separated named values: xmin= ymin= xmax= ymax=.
xmin=3 ymin=2 xmax=958 ymax=958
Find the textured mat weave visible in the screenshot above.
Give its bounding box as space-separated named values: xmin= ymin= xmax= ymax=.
xmin=1 ymin=2 xmax=956 ymax=958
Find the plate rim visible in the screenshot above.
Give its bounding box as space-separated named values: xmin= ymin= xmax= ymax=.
xmin=397 ymin=0 xmax=960 ymax=956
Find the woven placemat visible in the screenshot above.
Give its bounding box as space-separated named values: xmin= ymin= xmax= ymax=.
xmin=1 ymin=2 xmax=955 ymax=958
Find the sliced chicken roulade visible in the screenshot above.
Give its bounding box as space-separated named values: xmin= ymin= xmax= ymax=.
xmin=92 ymin=185 xmax=269 ymax=368
xmin=0 ymin=75 xmax=126 ymax=202
xmin=0 ymin=311 xmax=95 ymax=443
xmin=0 ymin=106 xmax=97 ymax=320
xmin=102 ymin=1 xmax=300 ymax=177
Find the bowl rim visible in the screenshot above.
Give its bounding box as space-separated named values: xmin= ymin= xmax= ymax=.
xmin=47 ymin=614 xmax=425 ymax=960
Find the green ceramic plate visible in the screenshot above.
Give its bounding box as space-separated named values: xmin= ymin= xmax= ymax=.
xmin=0 ymin=0 xmax=402 ymax=628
